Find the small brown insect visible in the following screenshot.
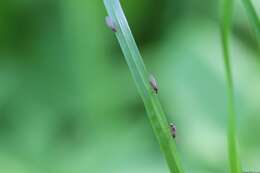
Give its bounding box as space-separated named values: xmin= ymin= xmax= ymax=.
xmin=149 ymin=74 xmax=158 ymax=94
xmin=170 ymin=123 xmax=176 ymax=138
xmin=105 ymin=16 xmax=117 ymax=32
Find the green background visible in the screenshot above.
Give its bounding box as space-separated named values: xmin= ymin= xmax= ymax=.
xmin=0 ymin=0 xmax=259 ymax=173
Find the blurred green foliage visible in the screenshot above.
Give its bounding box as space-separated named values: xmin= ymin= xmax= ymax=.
xmin=0 ymin=0 xmax=259 ymax=173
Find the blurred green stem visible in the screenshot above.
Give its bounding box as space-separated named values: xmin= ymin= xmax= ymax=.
xmin=103 ymin=0 xmax=184 ymax=173
xmin=220 ymin=0 xmax=242 ymax=172
xmin=242 ymin=0 xmax=260 ymax=45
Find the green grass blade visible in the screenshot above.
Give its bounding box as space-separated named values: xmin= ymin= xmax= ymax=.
xmin=242 ymin=0 xmax=260 ymax=44
xmin=220 ymin=0 xmax=242 ymax=172
xmin=103 ymin=0 xmax=184 ymax=172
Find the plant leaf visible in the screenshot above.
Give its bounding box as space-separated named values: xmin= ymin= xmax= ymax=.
xmin=103 ymin=0 xmax=184 ymax=172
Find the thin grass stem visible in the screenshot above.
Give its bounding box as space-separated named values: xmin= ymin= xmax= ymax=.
xmin=242 ymin=0 xmax=260 ymax=45
xmin=220 ymin=0 xmax=242 ymax=172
